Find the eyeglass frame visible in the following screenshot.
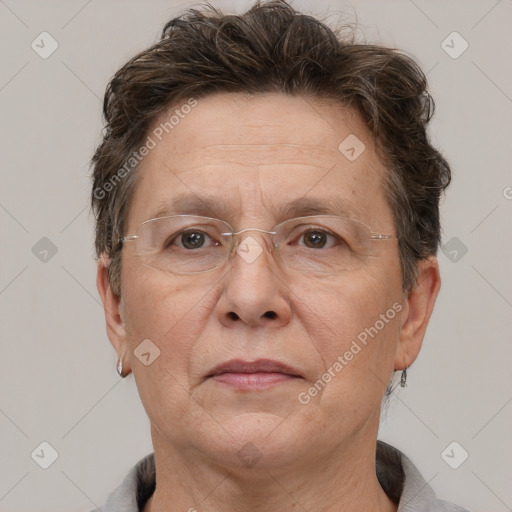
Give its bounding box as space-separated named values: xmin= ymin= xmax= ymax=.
xmin=119 ymin=214 xmax=394 ymax=274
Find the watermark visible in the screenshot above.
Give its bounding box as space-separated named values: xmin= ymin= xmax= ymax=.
xmin=134 ymin=338 xmax=161 ymax=366
xmin=338 ymin=133 xmax=365 ymax=161
xmin=441 ymin=236 xmax=468 ymax=263
xmin=237 ymin=442 xmax=263 ymax=467
xmin=31 ymin=32 xmax=59 ymax=59
xmin=32 ymin=236 xmax=58 ymax=263
xmin=441 ymin=441 xmax=469 ymax=469
xmin=441 ymin=31 xmax=468 ymax=60
xmin=298 ymin=302 xmax=402 ymax=405
xmin=237 ymin=236 xmax=264 ymax=264
xmin=152 ymin=97 xmax=198 ymax=141
xmin=31 ymin=441 xmax=59 ymax=469
xmin=93 ymin=98 xmax=198 ymax=200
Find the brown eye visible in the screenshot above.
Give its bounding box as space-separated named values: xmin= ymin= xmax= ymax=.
xmin=180 ymin=231 xmax=208 ymax=249
xmin=164 ymin=229 xmax=215 ymax=251
xmin=298 ymin=229 xmax=339 ymax=249
xmin=303 ymin=230 xmax=328 ymax=248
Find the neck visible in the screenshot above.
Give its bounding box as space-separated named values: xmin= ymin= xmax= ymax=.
xmin=143 ymin=427 xmax=397 ymax=512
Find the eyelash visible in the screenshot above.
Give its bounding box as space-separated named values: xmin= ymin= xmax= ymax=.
xmin=169 ymin=227 xmax=343 ymax=250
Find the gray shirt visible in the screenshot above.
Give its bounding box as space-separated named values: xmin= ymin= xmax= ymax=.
xmin=93 ymin=441 xmax=469 ymax=512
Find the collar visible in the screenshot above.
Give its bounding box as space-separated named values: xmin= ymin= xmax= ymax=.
xmin=97 ymin=441 xmax=468 ymax=512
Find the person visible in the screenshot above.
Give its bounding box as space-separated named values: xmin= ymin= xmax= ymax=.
xmin=91 ymin=1 xmax=469 ymax=510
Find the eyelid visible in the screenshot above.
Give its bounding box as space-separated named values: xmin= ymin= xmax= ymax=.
xmin=289 ymin=225 xmax=345 ymax=246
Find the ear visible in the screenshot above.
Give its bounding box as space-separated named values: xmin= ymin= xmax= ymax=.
xmin=394 ymin=256 xmax=441 ymax=370
xmin=96 ymin=255 xmax=131 ymax=376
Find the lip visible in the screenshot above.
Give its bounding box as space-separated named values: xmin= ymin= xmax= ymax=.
xmin=206 ymin=358 xmax=303 ymax=390
xmin=208 ymin=358 xmax=302 ymax=377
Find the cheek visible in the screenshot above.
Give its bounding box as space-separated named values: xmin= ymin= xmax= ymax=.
xmin=121 ymin=264 xmax=212 ymax=388
xmin=293 ymin=269 xmax=402 ymax=391
xmin=297 ymin=266 xmax=399 ymax=334
xmin=121 ymin=261 xmax=199 ymax=336
xmin=120 ymin=268 xmax=211 ymax=429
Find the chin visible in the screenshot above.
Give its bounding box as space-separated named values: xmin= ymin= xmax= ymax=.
xmin=196 ymin=411 xmax=305 ymax=471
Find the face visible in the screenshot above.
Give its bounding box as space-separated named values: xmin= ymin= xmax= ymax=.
xmin=100 ymin=92 xmax=436 ymax=472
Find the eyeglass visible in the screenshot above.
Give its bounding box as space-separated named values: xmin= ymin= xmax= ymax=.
xmin=120 ymin=214 xmax=393 ymax=275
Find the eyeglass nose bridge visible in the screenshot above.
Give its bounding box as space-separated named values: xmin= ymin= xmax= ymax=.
xmin=221 ymin=227 xmax=279 ymax=251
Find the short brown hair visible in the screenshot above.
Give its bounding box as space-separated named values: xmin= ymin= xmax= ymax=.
xmin=91 ymin=0 xmax=451 ymax=296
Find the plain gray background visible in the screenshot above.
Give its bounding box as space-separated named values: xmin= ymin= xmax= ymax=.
xmin=1 ymin=0 xmax=511 ymax=511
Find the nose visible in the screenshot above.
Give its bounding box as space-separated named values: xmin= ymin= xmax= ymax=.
xmin=215 ymin=232 xmax=292 ymax=328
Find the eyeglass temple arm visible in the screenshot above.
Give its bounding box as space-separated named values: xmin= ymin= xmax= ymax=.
xmin=120 ymin=235 xmax=139 ymax=243
xmin=370 ymin=234 xmax=392 ymax=240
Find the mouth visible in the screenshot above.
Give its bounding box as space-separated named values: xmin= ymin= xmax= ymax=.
xmin=206 ymin=359 xmax=303 ymax=390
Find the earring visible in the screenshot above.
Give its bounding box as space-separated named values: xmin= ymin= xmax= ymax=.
xmin=117 ymin=359 xmax=126 ymax=378
xmin=400 ymin=368 xmax=408 ymax=388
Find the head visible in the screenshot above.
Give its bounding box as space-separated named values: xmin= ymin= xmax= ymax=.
xmin=93 ymin=0 xmax=449 ymax=472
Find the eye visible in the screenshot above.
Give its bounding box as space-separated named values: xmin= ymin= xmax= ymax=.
xmin=167 ymin=229 xmax=220 ymax=250
xmin=297 ymin=228 xmax=341 ymax=249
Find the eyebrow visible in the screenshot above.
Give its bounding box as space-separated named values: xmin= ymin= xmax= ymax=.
xmin=276 ymin=196 xmax=357 ymax=219
xmin=150 ymin=194 xmax=359 ymax=222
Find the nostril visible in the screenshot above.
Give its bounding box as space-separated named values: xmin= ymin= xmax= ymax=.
xmin=228 ymin=312 xmax=239 ymax=320
xmin=264 ymin=311 xmax=277 ymax=319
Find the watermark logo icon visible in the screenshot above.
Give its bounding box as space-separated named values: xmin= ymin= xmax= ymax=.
xmin=134 ymin=339 xmax=161 ymax=366
xmin=31 ymin=32 xmax=59 ymax=59
xmin=31 ymin=441 xmax=59 ymax=469
xmin=441 ymin=441 xmax=469 ymax=469
xmin=441 ymin=236 xmax=468 ymax=263
xmin=237 ymin=442 xmax=263 ymax=467
xmin=441 ymin=31 xmax=468 ymax=59
xmin=32 ymin=237 xmax=58 ymax=263
xmin=338 ymin=134 xmax=366 ymax=161
xmin=237 ymin=236 xmax=264 ymax=264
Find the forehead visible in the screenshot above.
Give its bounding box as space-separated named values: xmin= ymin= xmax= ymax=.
xmin=127 ymin=92 xmax=393 ymax=230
